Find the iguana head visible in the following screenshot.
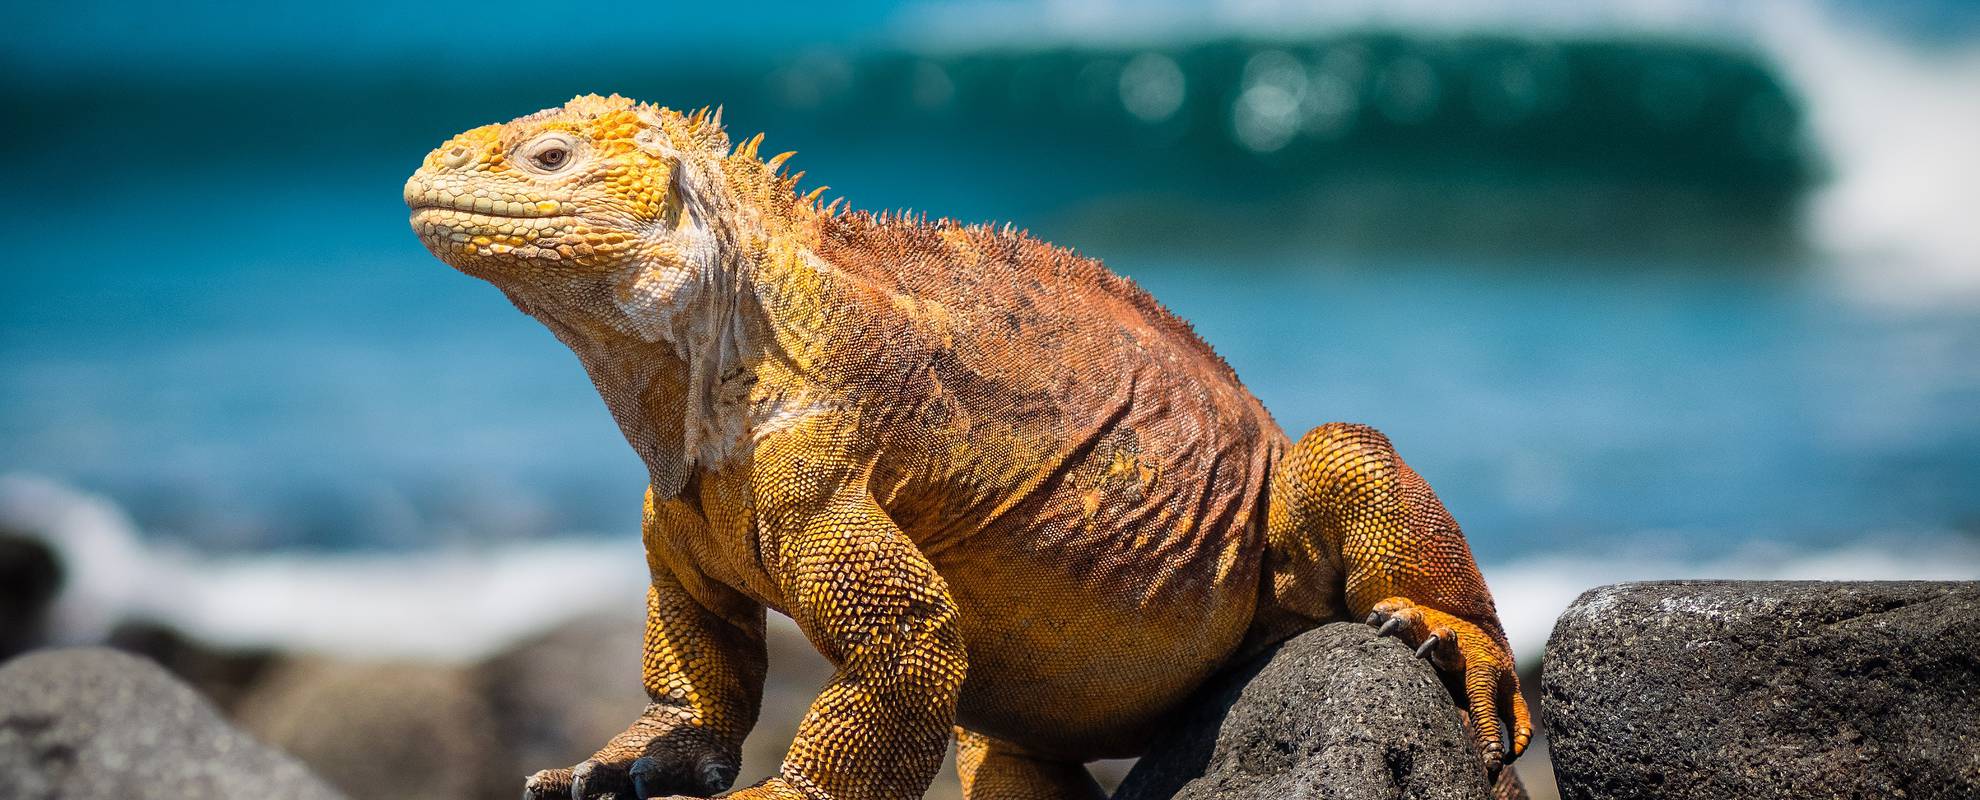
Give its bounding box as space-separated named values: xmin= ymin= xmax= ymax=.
xmin=405 ymin=94 xmax=747 ymax=341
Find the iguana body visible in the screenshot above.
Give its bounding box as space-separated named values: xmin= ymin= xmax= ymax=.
xmin=405 ymin=94 xmax=1530 ymax=800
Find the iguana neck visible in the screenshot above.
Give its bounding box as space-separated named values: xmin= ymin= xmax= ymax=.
xmin=508 ymin=198 xmax=810 ymax=499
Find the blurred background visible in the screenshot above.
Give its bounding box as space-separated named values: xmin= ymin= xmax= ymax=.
xmin=2 ymin=1 xmax=1977 ymax=798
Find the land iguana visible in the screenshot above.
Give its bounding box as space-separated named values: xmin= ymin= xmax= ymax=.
xmin=405 ymin=94 xmax=1531 ymax=800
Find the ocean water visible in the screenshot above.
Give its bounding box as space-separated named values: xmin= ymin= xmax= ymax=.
xmin=3 ymin=2 xmax=1977 ymax=659
xmin=9 ymin=180 xmax=1973 ymax=560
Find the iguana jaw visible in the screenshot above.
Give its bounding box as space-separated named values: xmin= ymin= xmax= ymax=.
xmin=406 ymin=185 xmax=567 ymax=219
xmin=406 ymin=201 xmax=585 ymax=271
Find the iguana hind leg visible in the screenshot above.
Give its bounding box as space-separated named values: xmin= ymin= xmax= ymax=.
xmin=1260 ymin=422 xmax=1532 ymax=771
xmin=956 ymin=728 xmax=1107 ymax=800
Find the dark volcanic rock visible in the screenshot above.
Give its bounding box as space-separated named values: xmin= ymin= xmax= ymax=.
xmin=0 ymin=529 xmax=62 ymax=660
xmin=1114 ymin=622 xmax=1508 ymax=800
xmin=1544 ymin=580 xmax=1980 ymax=800
xmin=105 ymin=619 xmax=280 ymax=713
xmin=0 ymin=647 xmax=344 ymax=800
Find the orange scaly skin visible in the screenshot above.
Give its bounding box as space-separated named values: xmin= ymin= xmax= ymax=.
xmin=405 ymin=94 xmax=1530 ymax=800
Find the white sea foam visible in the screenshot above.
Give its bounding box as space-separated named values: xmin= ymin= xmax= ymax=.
xmin=0 ymin=474 xmax=646 ymax=661
xmin=1752 ymin=6 xmax=1980 ymax=303
xmin=7 ymin=473 xmax=1975 ymax=665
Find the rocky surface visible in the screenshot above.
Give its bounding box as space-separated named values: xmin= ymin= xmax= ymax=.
xmin=0 ymin=529 xmax=62 ymax=660
xmin=477 ymin=611 xmax=652 ymax=778
xmin=1544 ymin=580 xmax=1980 ymax=800
xmin=0 ymin=614 xmax=1530 ymax=800
xmin=233 ymin=658 xmax=508 ymax=800
xmin=0 ymin=647 xmax=345 ymax=800
xmin=105 ymin=619 xmax=280 ymax=714
xmin=1114 ymin=622 xmax=1512 ymax=800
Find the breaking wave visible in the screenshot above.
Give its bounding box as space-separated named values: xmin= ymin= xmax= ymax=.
xmin=899 ymin=0 xmax=1980 ymax=300
xmin=1753 ymin=6 xmax=1980 ymax=302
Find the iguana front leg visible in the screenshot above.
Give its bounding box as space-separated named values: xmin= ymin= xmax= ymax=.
xmin=1264 ymin=422 xmax=1532 ymax=772
xmin=525 ymin=497 xmax=767 ymax=800
xmin=718 ymin=425 xmax=969 ymax=800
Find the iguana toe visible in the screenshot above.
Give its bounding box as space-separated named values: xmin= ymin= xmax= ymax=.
xmin=570 ymin=758 xmax=637 ymax=800
xmin=521 ymin=767 xmax=575 ymax=800
xmin=1414 ymin=632 xmax=1441 ymax=658
xmin=630 ymin=751 xmax=737 ymax=798
xmin=1365 ymin=597 xmax=1428 ymax=642
xmin=1416 ymin=624 xmax=1460 ymax=667
xmin=532 ymin=708 xmax=739 ymax=800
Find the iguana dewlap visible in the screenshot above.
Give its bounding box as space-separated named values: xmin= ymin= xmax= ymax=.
xmin=405 ymin=94 xmax=1529 ymax=800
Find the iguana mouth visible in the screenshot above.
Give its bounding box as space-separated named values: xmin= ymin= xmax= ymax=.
xmin=405 ymin=179 xmax=566 ymax=219
xmin=409 ymin=197 xmax=577 ymax=256
xmin=408 ymin=196 xmax=565 ymax=219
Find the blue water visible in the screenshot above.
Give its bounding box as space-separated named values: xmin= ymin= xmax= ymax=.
xmin=1141 ymin=261 xmax=1980 ymax=558
xmin=4 ymin=161 xmax=1975 ymax=559
xmin=4 ymin=7 xmax=1978 ymax=563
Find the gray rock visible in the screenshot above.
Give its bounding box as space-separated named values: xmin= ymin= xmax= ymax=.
xmin=477 ymin=611 xmax=649 ymax=780
xmin=232 ymin=658 xmax=506 ymax=800
xmin=0 ymin=647 xmax=344 ymax=800
xmin=1543 ymin=580 xmax=1980 ymax=800
xmin=1114 ymin=622 xmax=1508 ymax=800
xmin=473 ymin=611 xmax=865 ymax=795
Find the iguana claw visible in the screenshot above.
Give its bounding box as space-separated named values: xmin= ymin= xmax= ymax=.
xmin=520 ymin=703 xmax=741 ymax=800
xmin=521 ymin=746 xmax=736 ymax=799
xmin=519 ymin=767 xmax=576 ymax=800
xmin=631 ymin=753 xmax=737 ymax=799
xmin=570 ymin=758 xmax=635 ymax=799
xmin=1364 ymin=596 xmax=1531 ymax=774
xmin=1377 ymin=616 xmax=1408 ymax=638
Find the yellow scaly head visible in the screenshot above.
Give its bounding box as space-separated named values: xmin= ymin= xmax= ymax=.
xmin=404 ymin=94 xmax=735 ymax=339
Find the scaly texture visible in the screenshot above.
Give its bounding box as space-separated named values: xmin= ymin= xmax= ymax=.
xmin=405 ymin=94 xmax=1529 ymax=800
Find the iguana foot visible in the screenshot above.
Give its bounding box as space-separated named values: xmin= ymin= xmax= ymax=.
xmin=1366 ymin=596 xmax=1533 ymax=773
xmin=521 ymin=756 xmax=736 ymax=800
xmin=519 ymin=714 xmax=738 ymax=800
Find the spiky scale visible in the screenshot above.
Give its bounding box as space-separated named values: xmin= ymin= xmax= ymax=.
xmin=737 ymin=132 xmax=766 ymax=160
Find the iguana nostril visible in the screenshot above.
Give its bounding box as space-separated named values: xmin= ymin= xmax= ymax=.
xmin=441 ymin=144 xmax=472 ymax=168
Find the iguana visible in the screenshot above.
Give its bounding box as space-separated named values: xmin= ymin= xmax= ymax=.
xmin=405 ymin=94 xmax=1530 ymax=800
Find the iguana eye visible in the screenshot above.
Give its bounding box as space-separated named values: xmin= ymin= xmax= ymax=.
xmin=519 ymin=135 xmax=580 ymax=174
